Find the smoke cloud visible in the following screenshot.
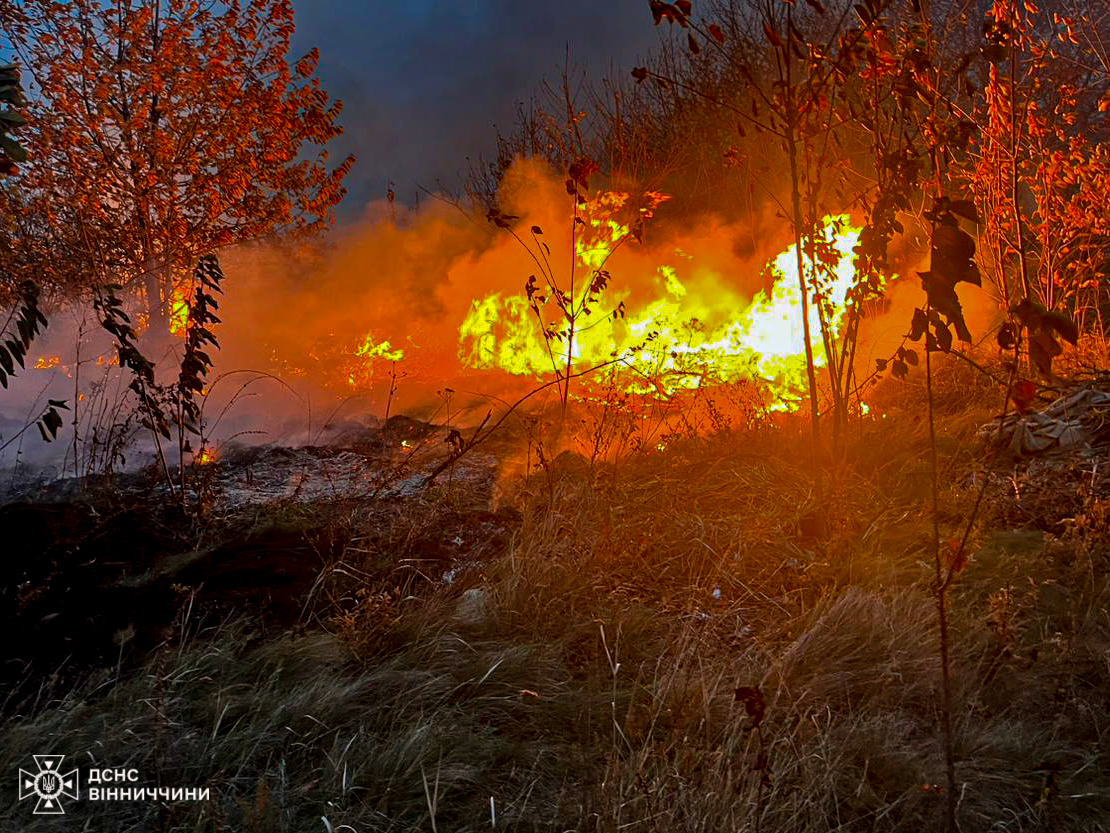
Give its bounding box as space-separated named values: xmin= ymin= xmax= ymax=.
xmin=0 ymin=158 xmax=998 ymax=473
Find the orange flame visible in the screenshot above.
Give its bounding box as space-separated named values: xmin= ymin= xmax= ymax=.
xmin=458 ymin=211 xmax=874 ymax=409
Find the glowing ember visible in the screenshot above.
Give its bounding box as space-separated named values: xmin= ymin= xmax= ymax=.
xmin=194 ymin=447 xmax=216 ymax=465
xmin=35 ymin=356 xmax=61 ymax=369
xmin=458 ymin=214 xmax=870 ymax=408
xmin=347 ymin=332 xmax=404 ymax=389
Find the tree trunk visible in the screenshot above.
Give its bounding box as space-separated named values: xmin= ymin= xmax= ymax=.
xmin=142 ymin=257 xmax=169 ymax=352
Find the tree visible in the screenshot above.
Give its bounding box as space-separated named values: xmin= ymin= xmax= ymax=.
xmin=0 ymin=56 xmax=67 ymax=447
xmin=0 ymin=0 xmax=353 ymax=327
xmin=970 ymin=0 xmax=1110 ymax=344
xmin=0 ymin=61 xmax=26 ymax=176
xmin=638 ymin=1 xmax=893 ymax=451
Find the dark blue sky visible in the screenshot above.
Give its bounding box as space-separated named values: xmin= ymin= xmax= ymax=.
xmin=292 ymin=1 xmax=664 ymax=214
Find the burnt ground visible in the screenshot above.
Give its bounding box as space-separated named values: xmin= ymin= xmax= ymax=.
xmin=0 ymin=416 xmax=520 ymax=710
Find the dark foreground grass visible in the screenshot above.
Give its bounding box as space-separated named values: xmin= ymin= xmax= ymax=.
xmin=3 ymin=357 xmax=1110 ymax=832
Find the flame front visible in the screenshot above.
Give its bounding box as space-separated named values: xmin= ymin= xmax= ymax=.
xmin=458 ymin=211 xmax=867 ymax=409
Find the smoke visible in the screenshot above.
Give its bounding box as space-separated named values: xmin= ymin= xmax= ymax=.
xmin=0 ymin=157 xmax=999 ymax=474
xmin=214 ymin=158 xmax=808 ymax=417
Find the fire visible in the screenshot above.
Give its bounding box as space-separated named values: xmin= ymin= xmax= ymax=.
xmin=458 ymin=212 xmax=871 ymax=408
xmin=346 ymin=332 xmax=404 ymax=389
xmin=169 ymin=279 xmax=193 ymax=336
xmin=35 ymin=356 xmax=61 ymax=369
xmin=194 ymin=447 xmax=216 ymax=465
xmin=575 ymin=190 xmax=636 ymax=268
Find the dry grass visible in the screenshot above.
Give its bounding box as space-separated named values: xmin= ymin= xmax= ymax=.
xmin=3 ymin=356 xmax=1110 ymax=832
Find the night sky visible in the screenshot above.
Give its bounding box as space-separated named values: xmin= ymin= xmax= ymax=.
xmin=292 ymin=1 xmax=664 ymax=215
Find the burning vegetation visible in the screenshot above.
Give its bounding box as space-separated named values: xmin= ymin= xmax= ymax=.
xmin=459 ymin=211 xmax=871 ymax=404
xmin=3 ymin=1 xmax=1110 ymax=832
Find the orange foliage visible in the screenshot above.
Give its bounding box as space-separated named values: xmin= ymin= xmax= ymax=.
xmin=971 ymin=0 xmax=1110 ymax=315
xmin=0 ymin=0 xmax=353 ymax=302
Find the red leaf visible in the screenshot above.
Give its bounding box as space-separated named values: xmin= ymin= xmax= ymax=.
xmin=568 ymin=157 xmax=599 ymax=189
xmin=708 ymin=23 xmax=725 ymax=43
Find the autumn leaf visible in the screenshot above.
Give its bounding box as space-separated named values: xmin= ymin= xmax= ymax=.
xmin=909 ymin=307 xmax=929 ymax=342
xmin=1 ymin=0 xmax=353 ymax=316
xmin=708 ymin=23 xmax=725 ymax=43
xmin=568 ymin=157 xmax=599 ymax=189
xmin=650 ymin=1 xmax=689 ymax=26
xmin=1012 ymin=299 xmax=1077 ymax=379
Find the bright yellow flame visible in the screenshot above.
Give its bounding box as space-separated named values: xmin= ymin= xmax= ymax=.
xmin=169 ymin=280 xmax=193 ymax=336
xmin=347 ymin=332 xmax=405 ymax=389
xmin=458 ymin=214 xmax=875 ymax=410
xmin=35 ymin=356 xmax=61 ymax=369
xmin=194 ymin=447 xmax=216 ymax=465
xmin=575 ymin=191 xmax=632 ymax=268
